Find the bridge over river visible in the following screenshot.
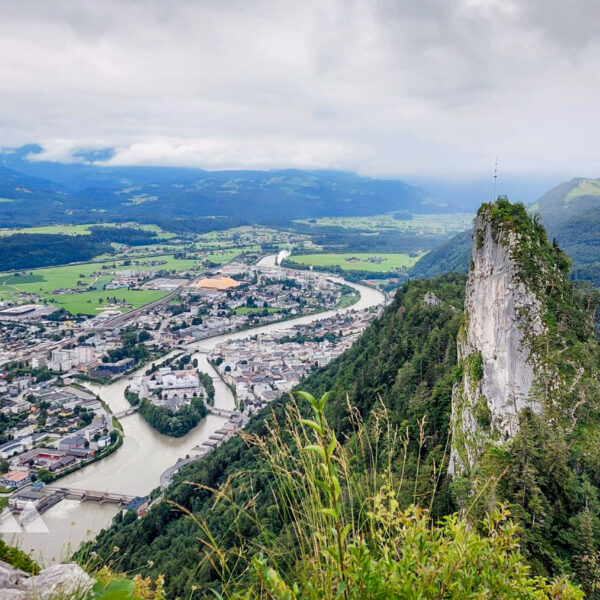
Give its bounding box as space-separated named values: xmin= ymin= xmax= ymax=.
xmin=114 ymin=406 xmax=139 ymax=418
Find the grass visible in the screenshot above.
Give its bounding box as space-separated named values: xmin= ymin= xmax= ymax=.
xmin=48 ymin=289 xmax=168 ymax=316
xmin=564 ymin=179 xmax=600 ymax=204
xmin=175 ymin=392 xmax=581 ymax=600
xmin=204 ymin=248 xmax=255 ymax=264
xmin=335 ymin=292 xmax=360 ymax=309
xmin=289 ymin=252 xmax=420 ymax=272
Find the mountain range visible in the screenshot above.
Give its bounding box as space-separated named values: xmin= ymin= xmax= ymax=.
xmin=0 ymin=145 xmax=446 ymax=229
xmin=411 ymin=177 xmax=600 ymax=286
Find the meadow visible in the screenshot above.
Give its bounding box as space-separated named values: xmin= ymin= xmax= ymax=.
xmin=47 ymin=289 xmax=168 ymax=315
xmin=288 ymin=252 xmax=421 ymax=272
xmin=295 ymin=212 xmax=474 ymax=235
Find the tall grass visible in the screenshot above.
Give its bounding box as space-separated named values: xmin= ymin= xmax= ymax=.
xmin=172 ymin=392 xmax=582 ymax=599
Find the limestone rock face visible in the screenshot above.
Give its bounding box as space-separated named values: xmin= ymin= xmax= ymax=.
xmin=0 ymin=561 xmax=94 ymax=600
xmin=449 ymin=211 xmax=545 ymax=475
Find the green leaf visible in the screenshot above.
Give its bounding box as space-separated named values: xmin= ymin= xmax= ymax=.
xmin=302 ymin=445 xmax=325 ymax=459
xmin=105 ymin=580 xmax=136 ymax=594
xmin=314 ymin=478 xmax=329 ymax=494
xmin=332 ymin=474 xmax=341 ymax=501
xmin=95 ymin=591 xmax=139 ymax=600
xmin=341 ymin=523 xmax=352 ymax=545
xmin=92 ymin=581 xmax=106 ymax=595
xmin=320 ymin=507 xmax=338 ymax=519
xmin=318 ymin=391 xmax=331 ymax=410
xmin=300 ymin=418 xmax=323 ymax=435
xmin=327 ymin=434 xmax=337 ymax=458
xmin=294 ymin=390 xmax=316 ymax=406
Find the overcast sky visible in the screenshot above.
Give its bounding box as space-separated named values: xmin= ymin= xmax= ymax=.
xmin=0 ymin=0 xmax=598 ymax=178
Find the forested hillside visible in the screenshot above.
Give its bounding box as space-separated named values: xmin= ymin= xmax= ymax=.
xmin=80 ymin=274 xmax=466 ymax=597
xmin=0 ymin=226 xmax=159 ymax=270
xmin=81 ymin=204 xmax=600 ymax=599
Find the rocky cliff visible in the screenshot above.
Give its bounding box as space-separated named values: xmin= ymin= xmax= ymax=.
xmin=449 ymin=201 xmax=551 ymax=476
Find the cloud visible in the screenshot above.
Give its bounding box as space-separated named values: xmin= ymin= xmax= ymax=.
xmin=0 ymin=0 xmax=598 ymax=177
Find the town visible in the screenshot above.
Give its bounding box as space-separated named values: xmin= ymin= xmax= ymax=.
xmin=0 ymin=253 xmax=379 ymax=520
xmin=210 ymin=309 xmax=377 ymax=413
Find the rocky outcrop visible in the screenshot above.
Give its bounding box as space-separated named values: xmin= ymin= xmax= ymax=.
xmin=448 ymin=207 xmax=546 ymax=476
xmin=423 ymin=291 xmax=442 ymax=307
xmin=0 ymin=561 xmax=93 ymax=599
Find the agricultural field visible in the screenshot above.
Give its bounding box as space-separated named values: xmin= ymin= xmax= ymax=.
xmin=204 ymin=248 xmax=259 ymax=264
xmin=288 ymin=253 xmax=422 ymax=272
xmin=49 ymin=289 xmax=168 ymax=316
xmin=295 ymin=212 xmax=473 ymax=236
xmin=0 ymin=253 xmax=207 ymax=315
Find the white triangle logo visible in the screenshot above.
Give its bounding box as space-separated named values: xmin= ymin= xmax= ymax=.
xmin=20 ymin=501 xmax=49 ymax=534
xmin=0 ymin=506 xmax=23 ymax=533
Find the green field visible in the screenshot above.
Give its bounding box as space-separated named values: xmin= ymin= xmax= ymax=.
xmin=289 ymin=253 xmax=421 ymax=272
xmin=294 ymin=213 xmax=473 ymax=235
xmin=205 ymin=248 xmax=258 ymax=264
xmin=48 ymin=289 xmax=168 ymax=316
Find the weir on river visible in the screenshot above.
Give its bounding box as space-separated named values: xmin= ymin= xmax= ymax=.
xmin=0 ymin=256 xmax=384 ymax=565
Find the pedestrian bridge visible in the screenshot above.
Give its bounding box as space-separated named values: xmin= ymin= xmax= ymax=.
xmin=114 ymin=406 xmax=139 ymax=418
xmin=207 ymin=407 xmax=236 ymax=418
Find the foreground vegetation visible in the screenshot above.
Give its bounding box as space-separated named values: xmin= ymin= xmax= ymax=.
xmin=217 ymin=392 xmax=581 ymax=599
xmin=71 ymin=390 xmax=582 ymax=599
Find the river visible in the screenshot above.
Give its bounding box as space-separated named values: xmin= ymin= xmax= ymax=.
xmin=2 ymin=258 xmax=384 ymax=564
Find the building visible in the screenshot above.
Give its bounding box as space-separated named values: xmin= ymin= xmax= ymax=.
xmin=30 ymin=354 xmax=47 ymax=369
xmin=48 ymin=454 xmax=77 ymax=472
xmin=0 ymin=439 xmax=26 ymax=459
xmin=8 ymin=486 xmax=42 ymax=509
xmin=76 ymin=344 xmax=94 ymax=364
xmin=97 ymin=435 xmax=111 ymax=448
xmin=93 ymin=357 xmax=135 ymax=376
xmin=196 ymin=276 xmax=240 ymax=291
xmin=57 ymin=434 xmax=86 ymax=451
xmin=0 ymin=470 xmax=31 ymax=488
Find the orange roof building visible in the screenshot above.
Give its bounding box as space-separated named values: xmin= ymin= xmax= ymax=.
xmin=195 ymin=276 xmax=241 ymax=291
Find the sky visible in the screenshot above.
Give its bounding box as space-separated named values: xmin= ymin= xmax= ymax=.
xmin=0 ymin=0 xmax=599 ymax=178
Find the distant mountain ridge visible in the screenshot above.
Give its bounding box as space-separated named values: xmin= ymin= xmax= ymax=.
xmin=0 ymin=145 xmax=450 ymax=228
xmin=410 ymin=178 xmax=600 ymax=286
